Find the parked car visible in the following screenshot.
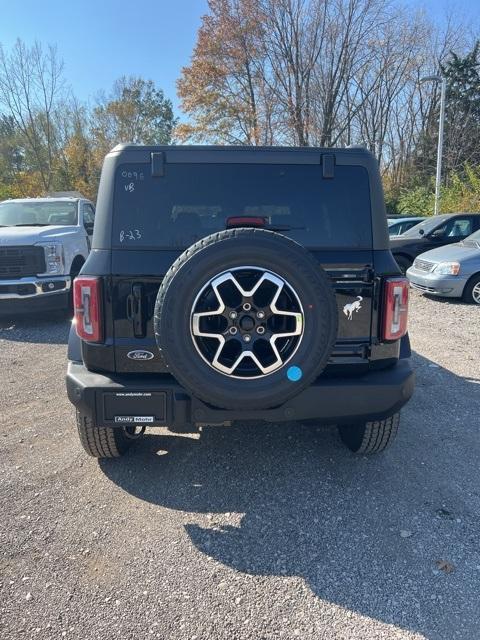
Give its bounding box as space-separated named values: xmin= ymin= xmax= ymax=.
xmin=390 ymin=213 xmax=480 ymax=273
xmin=407 ymin=229 xmax=480 ymax=304
xmin=66 ymin=144 xmax=414 ymax=459
xmin=388 ymin=216 xmax=425 ymax=237
xmin=0 ymin=196 xmax=95 ymax=314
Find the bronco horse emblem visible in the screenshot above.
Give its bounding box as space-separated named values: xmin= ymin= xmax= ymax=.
xmin=343 ymin=296 xmax=363 ymax=320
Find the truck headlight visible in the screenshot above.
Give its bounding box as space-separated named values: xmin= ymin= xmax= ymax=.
xmin=433 ymin=261 xmax=460 ymax=275
xmin=36 ymin=243 xmax=65 ymax=274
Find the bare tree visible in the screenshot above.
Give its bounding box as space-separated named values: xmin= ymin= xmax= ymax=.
xmin=352 ymin=7 xmax=429 ymax=165
xmin=259 ymin=0 xmax=329 ymax=145
xmin=0 ymin=39 xmax=65 ymax=190
xmin=311 ymin=0 xmax=388 ymax=147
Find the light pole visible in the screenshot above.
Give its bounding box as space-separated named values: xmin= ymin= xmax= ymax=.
xmin=420 ymin=75 xmax=447 ymax=215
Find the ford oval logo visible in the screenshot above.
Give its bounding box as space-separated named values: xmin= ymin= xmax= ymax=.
xmin=127 ymin=350 xmax=155 ymax=361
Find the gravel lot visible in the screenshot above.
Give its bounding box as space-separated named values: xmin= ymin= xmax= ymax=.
xmin=1 ymin=291 xmax=479 ymax=640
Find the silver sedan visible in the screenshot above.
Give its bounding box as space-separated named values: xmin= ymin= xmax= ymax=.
xmin=406 ymin=229 xmax=480 ymax=304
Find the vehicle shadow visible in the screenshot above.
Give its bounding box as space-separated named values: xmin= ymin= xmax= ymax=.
xmin=422 ymin=293 xmax=469 ymax=305
xmin=0 ymin=311 xmax=71 ymax=344
xmin=100 ymin=351 xmax=480 ymax=639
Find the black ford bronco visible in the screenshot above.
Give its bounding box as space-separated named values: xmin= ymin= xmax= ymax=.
xmin=66 ymin=145 xmax=414 ymax=458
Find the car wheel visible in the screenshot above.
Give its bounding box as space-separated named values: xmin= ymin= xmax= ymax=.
xmin=338 ymin=413 xmax=400 ymax=454
xmin=395 ymin=256 xmax=412 ymax=275
xmin=154 ymin=228 xmax=338 ymax=411
xmin=463 ymin=274 xmax=480 ymax=305
xmin=76 ymin=411 xmax=143 ymax=458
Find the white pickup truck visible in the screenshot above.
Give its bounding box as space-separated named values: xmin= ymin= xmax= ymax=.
xmin=0 ymin=196 xmax=95 ymax=314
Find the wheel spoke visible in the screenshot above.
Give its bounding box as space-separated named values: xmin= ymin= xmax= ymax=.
xmin=191 ymin=274 xmax=227 ymax=337
xmin=271 ymin=283 xmax=303 ymax=322
xmin=212 ymin=347 xmax=282 ymax=376
xmin=227 ymin=270 xmax=284 ymax=299
xmin=472 ymin=283 xmax=480 ymax=304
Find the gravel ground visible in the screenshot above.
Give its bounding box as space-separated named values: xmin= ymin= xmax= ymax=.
xmin=1 ymin=291 xmax=479 ymax=640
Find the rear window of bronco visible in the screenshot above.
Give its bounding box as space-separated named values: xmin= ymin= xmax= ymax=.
xmin=113 ymin=163 xmax=372 ymax=249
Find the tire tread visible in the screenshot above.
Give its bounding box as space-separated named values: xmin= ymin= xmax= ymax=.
xmin=339 ymin=413 xmax=400 ymax=454
xmin=76 ymin=411 xmax=129 ymax=458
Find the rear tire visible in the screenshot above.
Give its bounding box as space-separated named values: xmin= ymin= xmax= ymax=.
xmin=76 ymin=411 xmax=141 ymax=458
xmin=338 ymin=413 xmax=400 ymax=454
xmin=463 ymin=274 xmax=480 ymax=305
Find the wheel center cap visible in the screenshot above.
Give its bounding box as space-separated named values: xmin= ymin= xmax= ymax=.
xmin=239 ymin=315 xmax=255 ymax=331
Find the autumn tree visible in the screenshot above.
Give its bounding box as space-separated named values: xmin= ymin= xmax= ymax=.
xmin=92 ymin=76 xmax=176 ymax=159
xmin=177 ymin=0 xmax=270 ymax=144
xmin=178 ymin=0 xmax=431 ymax=150
xmin=54 ymin=101 xmax=97 ymax=200
xmin=0 ymin=58 xmax=176 ymax=200
xmin=1 ymin=10 xmax=478 ymax=213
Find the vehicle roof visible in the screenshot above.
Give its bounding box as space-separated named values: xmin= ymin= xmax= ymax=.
xmin=388 ymin=216 xmax=425 ymax=222
xmin=430 ymin=212 xmax=479 ymax=219
xmin=106 ymin=143 xmax=380 ymax=167
xmin=110 ymin=143 xmax=372 ymax=154
xmin=388 ymin=214 xmax=425 ymax=218
xmin=392 ymin=213 xmax=478 ymax=223
xmin=1 ymin=197 xmax=83 ymax=203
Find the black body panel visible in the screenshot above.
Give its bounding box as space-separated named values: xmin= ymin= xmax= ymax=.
xmin=67 ymin=144 xmax=413 ymax=428
xmin=108 ymin=248 xmax=375 ymax=375
xmin=75 ymin=247 xmax=402 ymax=376
xmin=79 ymin=144 xmax=396 ymax=376
xmin=67 ymin=358 xmax=414 ymax=429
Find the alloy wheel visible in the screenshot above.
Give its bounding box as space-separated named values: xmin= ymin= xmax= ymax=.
xmin=472 ymin=282 xmax=480 ymax=304
xmin=190 ymin=267 xmax=304 ymax=378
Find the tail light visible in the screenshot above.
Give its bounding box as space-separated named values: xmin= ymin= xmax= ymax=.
xmin=382 ymin=278 xmax=409 ymax=341
xmin=73 ymin=277 xmax=103 ymax=342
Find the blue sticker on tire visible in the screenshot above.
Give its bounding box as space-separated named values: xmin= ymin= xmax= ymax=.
xmin=287 ymin=366 xmax=302 ymax=382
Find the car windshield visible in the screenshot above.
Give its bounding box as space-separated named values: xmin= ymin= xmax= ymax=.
xmin=401 ymin=215 xmax=450 ymax=238
xmin=388 ymin=217 xmax=422 ymax=227
xmin=0 ymin=201 xmax=78 ymax=226
xmin=463 ymin=229 xmax=480 ymax=246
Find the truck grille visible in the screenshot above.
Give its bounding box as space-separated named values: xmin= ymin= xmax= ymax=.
xmin=413 ymin=258 xmax=435 ymax=273
xmin=0 ymin=246 xmax=46 ymax=278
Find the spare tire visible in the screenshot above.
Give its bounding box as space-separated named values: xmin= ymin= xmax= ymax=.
xmin=154 ymin=228 xmax=337 ymax=410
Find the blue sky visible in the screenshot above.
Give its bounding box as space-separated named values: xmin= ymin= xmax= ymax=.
xmin=0 ymin=0 xmax=478 ymax=116
xmin=0 ymin=0 xmax=209 ymax=112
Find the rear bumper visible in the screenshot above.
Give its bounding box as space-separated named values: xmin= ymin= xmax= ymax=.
xmin=66 ymin=359 xmax=415 ymax=429
xmin=406 ymin=267 xmax=466 ymax=298
xmin=0 ymin=276 xmax=70 ymax=314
